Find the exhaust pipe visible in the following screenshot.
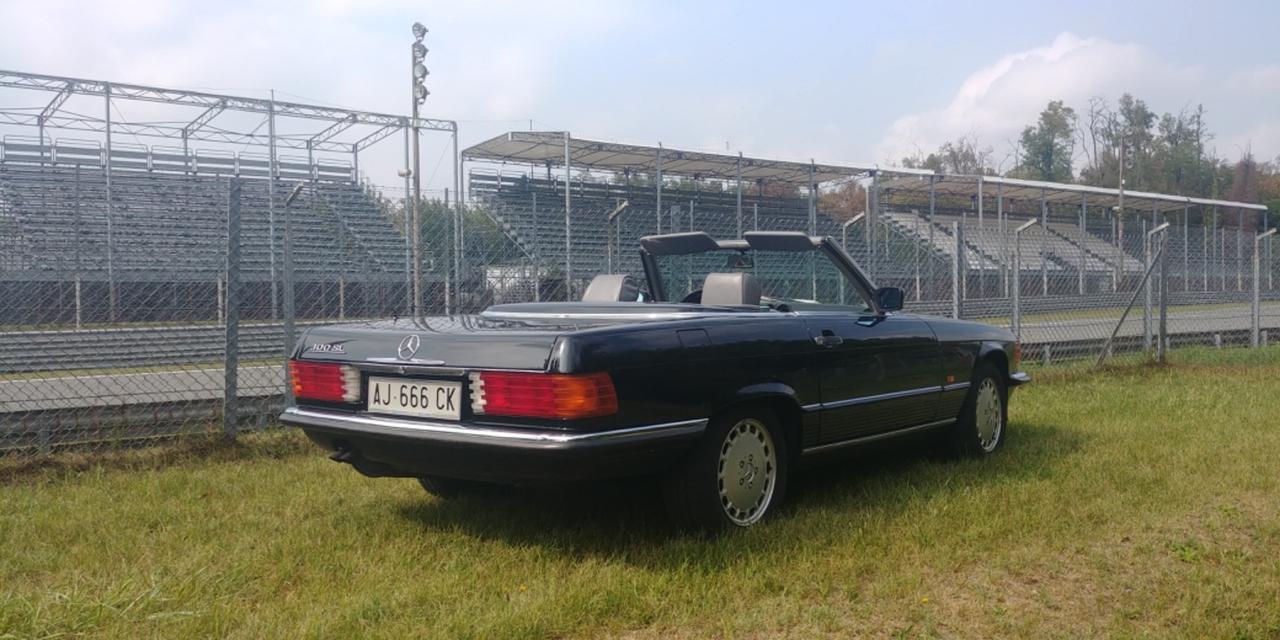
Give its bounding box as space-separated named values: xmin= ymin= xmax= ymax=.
xmin=327 ymin=445 xmax=410 ymax=478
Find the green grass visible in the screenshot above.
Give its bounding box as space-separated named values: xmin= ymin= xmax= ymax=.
xmin=3 ymin=348 xmax=1280 ymax=638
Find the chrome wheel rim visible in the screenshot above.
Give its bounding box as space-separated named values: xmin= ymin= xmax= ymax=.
xmin=717 ymin=418 xmax=776 ymax=526
xmin=975 ymin=378 xmax=1003 ymax=453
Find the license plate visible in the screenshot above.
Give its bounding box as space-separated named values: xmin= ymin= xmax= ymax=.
xmin=366 ymin=377 xmax=462 ymax=421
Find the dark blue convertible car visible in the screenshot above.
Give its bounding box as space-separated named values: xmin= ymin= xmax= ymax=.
xmin=282 ymin=231 xmax=1030 ymax=531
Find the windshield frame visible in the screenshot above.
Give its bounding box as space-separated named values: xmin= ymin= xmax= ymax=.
xmin=638 ymin=232 xmax=881 ymax=313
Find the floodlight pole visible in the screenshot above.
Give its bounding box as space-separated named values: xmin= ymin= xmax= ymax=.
xmin=1254 ymin=228 xmax=1278 ymax=348
xmin=410 ymin=70 xmax=423 ymax=317
xmin=401 ymin=124 xmax=413 ymax=314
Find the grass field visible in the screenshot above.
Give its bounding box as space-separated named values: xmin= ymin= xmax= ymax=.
xmin=2 ymin=348 xmax=1279 ymax=639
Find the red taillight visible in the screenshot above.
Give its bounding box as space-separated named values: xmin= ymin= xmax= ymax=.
xmin=289 ymin=360 xmax=360 ymax=403
xmin=469 ymin=371 xmax=617 ymax=419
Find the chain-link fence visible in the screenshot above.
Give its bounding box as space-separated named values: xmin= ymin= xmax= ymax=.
xmin=2 ymin=154 xmax=1277 ymax=457
xmin=0 ymin=144 xmax=415 ymax=456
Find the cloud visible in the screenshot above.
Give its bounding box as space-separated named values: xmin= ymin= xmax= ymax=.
xmin=0 ymin=0 xmax=635 ymax=190
xmin=874 ymin=32 xmax=1279 ymax=167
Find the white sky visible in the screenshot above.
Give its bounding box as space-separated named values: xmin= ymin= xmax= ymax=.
xmin=1 ymin=0 xmax=1276 ymax=193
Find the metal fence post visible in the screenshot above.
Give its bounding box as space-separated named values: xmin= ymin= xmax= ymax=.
xmin=1143 ymin=219 xmax=1151 ymax=351
xmin=951 ymin=221 xmax=961 ymax=319
xmin=1013 ymin=219 xmax=1039 ymax=342
xmin=223 ymin=177 xmax=242 ymax=439
xmin=840 ymin=213 xmax=865 ymax=306
xmin=282 ymin=182 xmax=304 ymax=405
xmin=1158 ymin=229 xmax=1168 ymax=363
xmin=563 ymin=132 xmax=572 ymax=299
xmin=1254 ymin=228 xmax=1278 ymax=348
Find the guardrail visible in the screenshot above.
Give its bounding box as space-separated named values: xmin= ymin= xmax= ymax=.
xmin=0 ymin=322 xmax=320 ymax=373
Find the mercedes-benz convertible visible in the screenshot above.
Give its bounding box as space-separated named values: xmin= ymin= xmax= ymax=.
xmin=281 ymin=231 xmax=1030 ymax=532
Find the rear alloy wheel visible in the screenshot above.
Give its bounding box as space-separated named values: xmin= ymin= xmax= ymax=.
xmin=949 ymin=362 xmax=1007 ymax=456
xmin=664 ymin=405 xmax=788 ymax=533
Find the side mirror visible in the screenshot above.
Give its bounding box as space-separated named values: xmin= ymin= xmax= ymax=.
xmin=875 ymin=286 xmax=904 ymax=312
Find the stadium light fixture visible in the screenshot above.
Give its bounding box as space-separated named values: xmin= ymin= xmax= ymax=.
xmin=412 ymin=22 xmax=427 ymax=40
xmin=412 ymin=42 xmax=427 ymax=61
xmin=414 ymin=85 xmax=429 ymax=103
xmin=414 ymin=63 xmax=429 ymax=80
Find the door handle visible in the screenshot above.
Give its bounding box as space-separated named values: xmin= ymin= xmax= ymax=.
xmin=814 ymin=333 xmax=844 ymax=347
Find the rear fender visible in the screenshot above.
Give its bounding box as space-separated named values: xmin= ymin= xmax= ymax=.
xmin=717 ymin=382 xmax=810 ymax=459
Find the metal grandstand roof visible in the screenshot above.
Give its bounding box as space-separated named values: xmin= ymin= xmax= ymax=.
xmin=462 ymin=131 xmax=932 ymax=184
xmin=0 ymin=69 xmax=456 ymax=153
xmin=878 ymin=174 xmax=1267 ymax=213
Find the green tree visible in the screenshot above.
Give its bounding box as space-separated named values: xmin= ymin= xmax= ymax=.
xmin=1013 ymin=100 xmax=1077 ymax=182
xmin=901 ymin=135 xmax=994 ymax=175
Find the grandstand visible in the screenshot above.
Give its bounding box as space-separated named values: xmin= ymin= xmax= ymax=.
xmin=0 ymin=136 xmax=413 ymax=324
xmin=461 ymin=132 xmax=1274 ymax=304
xmin=468 ymin=170 xmax=847 ymax=279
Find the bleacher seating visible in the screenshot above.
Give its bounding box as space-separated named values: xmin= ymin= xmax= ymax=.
xmin=882 ymin=208 xmax=1157 ymax=277
xmin=0 ymin=138 xmax=405 ymax=282
xmin=469 ymin=171 xmax=851 ymax=277
xmin=882 ymin=210 xmax=1002 ymax=271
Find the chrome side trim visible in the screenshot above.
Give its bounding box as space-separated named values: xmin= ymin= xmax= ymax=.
xmin=801 ymin=418 xmax=956 ymax=455
xmin=283 ymin=406 xmax=707 ymax=445
xmin=803 ymin=385 xmax=941 ymax=412
xmin=481 ymin=310 xmax=786 ymax=322
xmin=942 ymin=381 xmax=971 ymax=393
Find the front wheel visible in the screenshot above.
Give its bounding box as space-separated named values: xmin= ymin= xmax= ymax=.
xmin=948 ymin=362 xmax=1007 ymax=456
xmin=663 ymin=405 xmax=788 ymax=533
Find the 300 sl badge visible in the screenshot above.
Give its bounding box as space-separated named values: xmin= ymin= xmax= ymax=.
xmin=305 ymin=341 xmax=346 ymax=354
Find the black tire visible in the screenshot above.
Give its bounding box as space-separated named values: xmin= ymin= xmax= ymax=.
xmin=663 ymin=404 xmax=789 ymax=534
xmin=416 ymin=475 xmax=481 ymax=499
xmin=948 ymin=362 xmax=1008 ymax=457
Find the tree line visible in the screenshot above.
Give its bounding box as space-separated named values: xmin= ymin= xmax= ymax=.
xmin=898 ymin=94 xmax=1279 ymax=212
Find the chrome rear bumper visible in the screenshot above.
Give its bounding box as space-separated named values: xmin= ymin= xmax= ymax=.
xmin=281 ymin=406 xmax=707 ymax=452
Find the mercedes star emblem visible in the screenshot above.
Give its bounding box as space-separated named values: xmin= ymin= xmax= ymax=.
xmin=397 ymin=334 xmax=421 ymax=360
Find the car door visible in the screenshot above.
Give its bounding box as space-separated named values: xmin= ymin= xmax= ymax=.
xmin=803 ymin=310 xmax=941 ymax=445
